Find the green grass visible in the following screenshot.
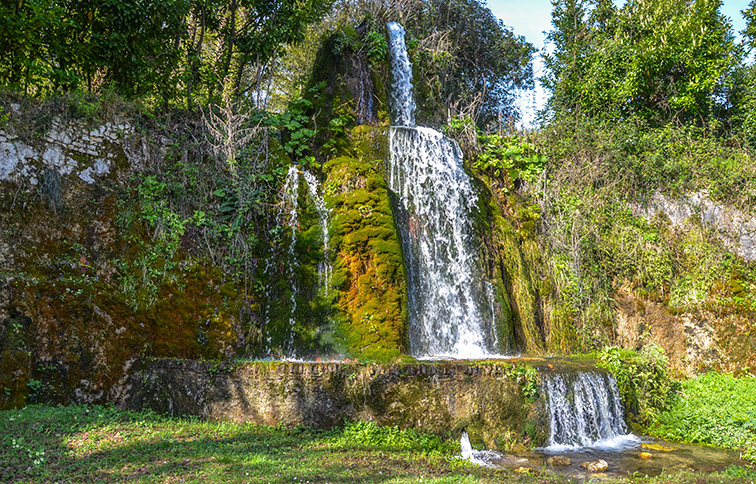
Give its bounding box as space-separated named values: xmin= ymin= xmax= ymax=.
xmin=0 ymin=404 xmax=754 ymax=483
xmin=649 ymin=372 xmax=756 ymax=459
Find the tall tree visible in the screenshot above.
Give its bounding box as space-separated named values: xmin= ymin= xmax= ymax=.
xmin=408 ymin=0 xmax=535 ymax=128
xmin=544 ymin=0 xmax=739 ymax=125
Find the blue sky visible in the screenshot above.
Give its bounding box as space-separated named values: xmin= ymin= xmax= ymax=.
xmin=485 ymin=0 xmax=751 ymax=125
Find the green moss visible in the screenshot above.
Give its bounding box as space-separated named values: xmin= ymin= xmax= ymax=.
xmin=324 ymin=127 xmax=407 ymax=361
xmin=0 ymin=314 xmax=31 ymax=410
xmin=468 ymin=173 xmax=547 ymax=354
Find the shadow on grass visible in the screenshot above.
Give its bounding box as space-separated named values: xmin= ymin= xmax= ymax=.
xmin=0 ymin=405 xmax=484 ymax=484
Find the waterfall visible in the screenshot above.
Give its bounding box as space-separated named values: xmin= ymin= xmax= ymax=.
xmin=302 ymin=171 xmax=332 ymax=295
xmin=542 ymin=371 xmax=638 ymax=450
xmin=265 ymin=165 xmax=331 ymax=357
xmin=386 ymin=22 xmax=498 ymax=358
xmin=387 ymin=23 xmax=417 ymax=127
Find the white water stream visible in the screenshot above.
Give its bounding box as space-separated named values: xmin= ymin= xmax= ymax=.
xmin=265 ymin=165 xmax=331 ymax=357
xmin=387 ymin=22 xmax=498 ymax=358
xmin=541 ymin=371 xmax=639 ymax=451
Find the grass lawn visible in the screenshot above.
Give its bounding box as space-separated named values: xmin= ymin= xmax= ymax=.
xmin=1 ymin=404 xmax=755 ymax=483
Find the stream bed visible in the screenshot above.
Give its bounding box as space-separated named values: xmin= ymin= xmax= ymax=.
xmin=463 ymin=434 xmax=743 ymax=479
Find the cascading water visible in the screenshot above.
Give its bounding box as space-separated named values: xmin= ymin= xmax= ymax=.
xmin=274 ymin=166 xmax=302 ymax=355
xmin=387 ymin=23 xmax=416 ymax=127
xmin=386 ymin=22 xmax=498 ymax=358
xmin=542 ymin=371 xmax=638 ymax=450
xmin=302 ymin=171 xmax=332 ymax=295
xmin=265 ymin=165 xmax=331 ymax=357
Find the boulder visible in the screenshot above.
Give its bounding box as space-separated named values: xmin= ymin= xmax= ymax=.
xmin=580 ymin=459 xmax=608 ymax=473
xmin=547 ymin=455 xmax=572 ymax=467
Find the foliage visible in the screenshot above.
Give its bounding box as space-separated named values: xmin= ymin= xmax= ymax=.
xmin=648 ymin=372 xmax=756 ymax=460
xmin=269 ymin=91 xmax=319 ymax=165
xmin=532 ymin=116 xmax=756 ymax=353
xmin=0 ymin=0 xmax=332 ymax=109
xmin=338 ymin=420 xmax=455 ymax=455
xmin=597 ymin=345 xmax=680 ymax=425
xmin=507 ymin=365 xmax=540 ymax=400
xmin=404 ymin=0 xmax=535 ymax=127
xmin=543 ymin=0 xmax=740 ymax=126
xmin=474 ymin=135 xmax=546 ymax=190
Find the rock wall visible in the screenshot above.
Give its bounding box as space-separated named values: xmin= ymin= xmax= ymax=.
xmin=0 ymin=104 xmax=244 ymax=410
xmin=120 ymin=359 xmax=545 ymax=450
xmin=0 ymin=107 xmax=150 ymax=186
xmin=635 ymin=191 xmax=756 ymax=261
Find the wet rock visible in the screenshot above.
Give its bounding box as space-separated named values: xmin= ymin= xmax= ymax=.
xmin=580 ymin=459 xmax=608 ymax=473
xmin=547 ymin=455 xmax=572 ymax=467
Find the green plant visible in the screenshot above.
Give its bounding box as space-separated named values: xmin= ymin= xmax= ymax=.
xmin=271 ymin=85 xmax=324 ymax=165
xmin=337 ymin=420 xmax=455 ymax=455
xmin=509 ymin=365 xmax=540 ymax=400
xmin=597 ymin=345 xmax=679 ymax=425
xmin=474 ymin=135 xmax=547 ymax=190
xmin=365 ymin=30 xmax=388 ymax=63
xmin=649 ymin=372 xmax=756 ymax=460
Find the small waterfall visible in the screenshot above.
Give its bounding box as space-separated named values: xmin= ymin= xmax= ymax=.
xmin=386 ymin=22 xmax=497 ymax=358
xmin=279 ymin=166 xmax=302 ymax=355
xmin=302 ymin=170 xmax=332 ymax=295
xmin=542 ymin=371 xmax=638 ymax=450
xmin=265 ymin=165 xmax=331 ymax=357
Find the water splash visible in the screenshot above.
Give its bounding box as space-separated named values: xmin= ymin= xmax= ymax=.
xmin=386 ymin=22 xmax=499 ymax=358
xmin=459 ymin=432 xmax=505 ymax=468
xmin=542 ymin=371 xmax=639 ymax=451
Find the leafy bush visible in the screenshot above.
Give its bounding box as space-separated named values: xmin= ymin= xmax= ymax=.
xmin=649 ymin=372 xmax=756 ymax=459
xmin=597 ymin=345 xmax=679 ymax=425
xmin=474 ymin=134 xmax=547 ymax=190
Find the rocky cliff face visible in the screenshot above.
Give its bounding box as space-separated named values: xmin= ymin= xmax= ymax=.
xmin=635 ymin=191 xmax=756 ymax=261
xmin=0 ymin=102 xmax=244 ymax=410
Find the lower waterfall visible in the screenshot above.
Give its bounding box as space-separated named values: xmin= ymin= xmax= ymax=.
xmin=542 ymin=370 xmax=638 ymax=450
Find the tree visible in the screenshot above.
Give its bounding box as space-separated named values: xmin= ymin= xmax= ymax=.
xmin=544 ymin=0 xmax=740 ymax=126
xmin=407 ymin=0 xmax=535 ymax=128
xmin=0 ymin=0 xmax=332 ymax=110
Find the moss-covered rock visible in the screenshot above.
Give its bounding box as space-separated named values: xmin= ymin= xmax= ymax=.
xmin=0 ymin=105 xmax=247 ymax=407
xmin=324 ymin=126 xmax=408 ymax=361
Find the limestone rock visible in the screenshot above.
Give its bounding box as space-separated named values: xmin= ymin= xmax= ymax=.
xmin=580 ymin=459 xmax=608 ymax=473
xmin=547 ymin=455 xmax=572 ymax=467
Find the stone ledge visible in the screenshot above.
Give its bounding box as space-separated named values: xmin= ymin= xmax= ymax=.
xmin=119 ymin=358 xmax=548 ymax=449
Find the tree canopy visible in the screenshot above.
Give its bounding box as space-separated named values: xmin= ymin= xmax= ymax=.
xmin=406 ymin=0 xmax=535 ymax=128
xmin=543 ymin=0 xmax=740 ymax=127
xmin=0 ymin=0 xmax=331 ymax=108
